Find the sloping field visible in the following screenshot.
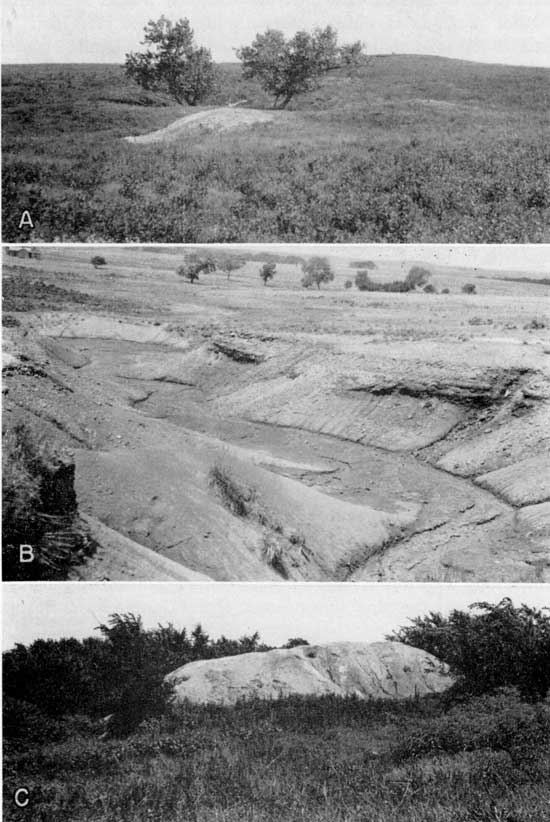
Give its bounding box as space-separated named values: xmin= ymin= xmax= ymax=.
xmin=3 ymin=249 xmax=549 ymax=581
xmin=166 ymin=641 xmax=454 ymax=705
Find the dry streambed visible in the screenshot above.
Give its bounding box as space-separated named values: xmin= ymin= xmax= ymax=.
xmin=3 ymin=311 xmax=549 ymax=581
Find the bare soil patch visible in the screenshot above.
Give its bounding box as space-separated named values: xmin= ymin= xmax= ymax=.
xmin=125 ymin=106 xmax=278 ymax=144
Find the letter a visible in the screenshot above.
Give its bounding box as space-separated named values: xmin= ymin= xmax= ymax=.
xmin=19 ymin=211 xmax=34 ymax=229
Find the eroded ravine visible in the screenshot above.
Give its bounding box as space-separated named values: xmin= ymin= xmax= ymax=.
xmin=59 ymin=332 xmax=549 ymax=581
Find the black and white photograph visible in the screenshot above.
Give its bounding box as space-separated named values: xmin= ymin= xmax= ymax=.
xmin=3 ymin=582 xmax=550 ymax=821
xmin=2 ymin=0 xmax=550 ymax=243
xmin=2 ymin=1 xmax=550 ymax=818
xmin=2 ymin=244 xmax=549 ymax=582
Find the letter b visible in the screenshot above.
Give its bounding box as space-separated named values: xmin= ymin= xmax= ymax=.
xmin=20 ymin=544 xmax=35 ymax=563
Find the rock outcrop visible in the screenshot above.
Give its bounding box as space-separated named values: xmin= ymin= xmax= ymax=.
xmin=166 ymin=641 xmax=453 ymax=705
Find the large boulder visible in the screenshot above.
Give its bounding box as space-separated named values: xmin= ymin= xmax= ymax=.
xmin=165 ymin=641 xmax=453 ymax=706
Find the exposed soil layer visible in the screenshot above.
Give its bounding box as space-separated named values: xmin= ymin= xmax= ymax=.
xmin=3 ymin=250 xmax=549 ymax=581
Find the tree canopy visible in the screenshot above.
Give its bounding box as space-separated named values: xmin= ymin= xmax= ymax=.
xmin=389 ymin=599 xmax=550 ymax=701
xmin=237 ymin=26 xmax=365 ymax=108
xmin=260 ymin=261 xmax=276 ymax=285
xmin=301 ymin=256 xmax=334 ymax=289
xmin=125 ymin=17 xmax=215 ymax=105
xmin=214 ymin=254 xmax=246 ymax=280
xmin=177 ymin=254 xmax=216 ymax=283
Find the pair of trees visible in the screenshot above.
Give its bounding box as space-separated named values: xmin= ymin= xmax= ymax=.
xmin=126 ymin=18 xmax=365 ymax=108
xmin=177 ymin=253 xmax=244 ymax=283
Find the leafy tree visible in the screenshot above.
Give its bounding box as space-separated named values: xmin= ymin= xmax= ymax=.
xmin=283 ymin=638 xmax=310 ymax=648
xmin=388 ymin=599 xmax=550 ymax=701
xmin=91 ymin=255 xmax=106 ymax=268
xmin=177 ymin=254 xmax=216 ymax=283
xmin=301 ymin=256 xmax=334 ymax=289
xmin=405 ymin=266 xmax=431 ymax=289
xmin=215 ymin=253 xmax=245 ymax=281
xmin=125 ymin=17 xmax=215 ymax=105
xmin=237 ymin=26 xmax=365 ymax=108
xmin=462 ymin=283 xmax=477 ymax=294
xmin=260 ymin=261 xmax=276 ymax=285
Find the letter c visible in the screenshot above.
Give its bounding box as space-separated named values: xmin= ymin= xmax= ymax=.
xmin=14 ymin=787 xmax=30 ymax=807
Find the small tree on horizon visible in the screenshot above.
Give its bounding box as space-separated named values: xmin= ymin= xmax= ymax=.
xmin=125 ymin=16 xmax=215 ymax=105
xmin=177 ymin=254 xmax=216 ymax=284
xmin=405 ymin=266 xmax=431 ymax=290
xmin=301 ymin=256 xmax=334 ymax=290
xmin=237 ymin=26 xmax=365 ymax=108
xmin=91 ymin=255 xmax=107 ymax=268
xmin=260 ymin=261 xmax=276 ymax=285
xmin=215 ymin=254 xmax=245 ymax=281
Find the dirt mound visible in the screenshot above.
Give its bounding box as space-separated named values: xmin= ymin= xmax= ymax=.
xmin=166 ymin=641 xmax=454 ymax=705
xmin=125 ymin=107 xmax=276 ymax=144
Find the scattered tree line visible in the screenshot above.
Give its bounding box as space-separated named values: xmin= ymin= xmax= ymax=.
xmin=125 ymin=17 xmax=366 ymax=108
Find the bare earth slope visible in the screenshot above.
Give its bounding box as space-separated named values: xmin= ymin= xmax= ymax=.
xmin=166 ymin=641 xmax=454 ymax=705
xmin=3 ymin=250 xmax=549 ymax=581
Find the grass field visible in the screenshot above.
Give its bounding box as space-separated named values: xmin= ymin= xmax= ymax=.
xmin=4 ymin=690 xmax=550 ymax=821
xmin=3 ymin=57 xmax=550 ymax=242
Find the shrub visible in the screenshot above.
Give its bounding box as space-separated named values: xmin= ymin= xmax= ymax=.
xmin=90 ymin=255 xmax=106 ymax=268
xmin=423 ymin=283 xmax=437 ymax=293
xmin=405 ymin=266 xmax=431 ymax=289
xmin=260 ymin=261 xmax=276 ymax=285
xmin=442 ymin=288 xmax=450 ymax=294
xmin=462 ymin=283 xmax=477 ymax=294
xmin=524 ymin=317 xmax=547 ymax=330
xmin=344 ymin=279 xmax=353 ymax=289
xmin=209 ymin=464 xmax=255 ymax=518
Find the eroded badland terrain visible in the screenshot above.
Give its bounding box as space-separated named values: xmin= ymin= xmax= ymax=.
xmin=2 ymin=248 xmax=549 ymax=581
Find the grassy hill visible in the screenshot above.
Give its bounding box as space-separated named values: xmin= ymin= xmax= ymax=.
xmin=2 ymin=56 xmax=549 ymax=242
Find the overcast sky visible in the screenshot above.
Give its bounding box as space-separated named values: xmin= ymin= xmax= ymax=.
xmin=4 ymin=583 xmax=549 ymax=649
xmin=3 ymin=0 xmax=550 ymax=66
